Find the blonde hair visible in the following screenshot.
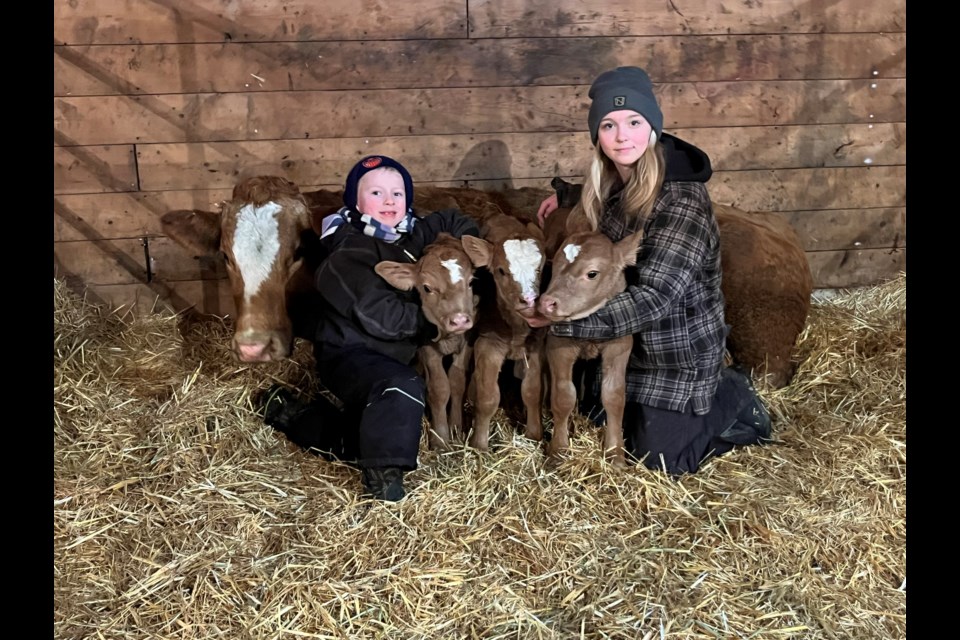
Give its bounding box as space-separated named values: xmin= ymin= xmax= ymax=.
xmin=576 ymin=141 xmax=666 ymax=230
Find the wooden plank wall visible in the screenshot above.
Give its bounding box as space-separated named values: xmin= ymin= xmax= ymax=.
xmin=54 ymin=0 xmax=907 ymax=316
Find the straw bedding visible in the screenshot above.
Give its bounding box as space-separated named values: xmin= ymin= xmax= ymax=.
xmin=53 ymin=274 xmax=906 ymax=639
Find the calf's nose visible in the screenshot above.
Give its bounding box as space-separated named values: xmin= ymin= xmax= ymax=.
xmin=446 ymin=313 xmax=473 ymax=332
xmin=539 ymin=296 xmax=558 ymax=315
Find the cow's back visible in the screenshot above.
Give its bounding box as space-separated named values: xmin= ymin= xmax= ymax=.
xmin=715 ymin=204 xmax=813 ymax=388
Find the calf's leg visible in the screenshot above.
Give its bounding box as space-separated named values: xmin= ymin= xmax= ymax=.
xmin=470 ymin=338 xmax=507 ymax=451
xmin=545 ymin=338 xmax=581 ymax=460
xmin=419 ymin=345 xmax=452 ymax=450
xmin=599 ymin=336 xmax=632 ymax=468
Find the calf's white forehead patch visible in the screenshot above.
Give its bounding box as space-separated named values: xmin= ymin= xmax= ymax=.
xmin=441 ymin=258 xmax=463 ymax=284
xmin=563 ymin=243 xmax=582 ymax=263
xmin=503 ymin=238 xmax=542 ymax=298
xmin=233 ymin=202 xmax=283 ymax=301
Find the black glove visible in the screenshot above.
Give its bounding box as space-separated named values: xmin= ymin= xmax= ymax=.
xmin=415 ymin=310 xmax=440 ymax=345
xmin=551 ymin=176 xmax=583 ymax=209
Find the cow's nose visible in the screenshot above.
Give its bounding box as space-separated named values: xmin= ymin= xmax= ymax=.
xmin=539 ymin=296 xmax=558 ymax=315
xmin=447 ymin=313 xmax=473 ymax=332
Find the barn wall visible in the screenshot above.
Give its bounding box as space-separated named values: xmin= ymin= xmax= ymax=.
xmin=54 ymin=0 xmax=907 ymax=315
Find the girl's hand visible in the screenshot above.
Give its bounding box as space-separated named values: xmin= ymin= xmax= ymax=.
xmin=536 ymin=194 xmax=559 ymax=227
xmin=523 ymin=311 xmax=553 ymax=328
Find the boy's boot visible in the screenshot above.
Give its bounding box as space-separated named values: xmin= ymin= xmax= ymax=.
xmin=361 ymin=466 xmax=406 ymax=502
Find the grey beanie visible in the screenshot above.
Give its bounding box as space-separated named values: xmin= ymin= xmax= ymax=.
xmin=587 ymin=66 xmax=663 ymax=145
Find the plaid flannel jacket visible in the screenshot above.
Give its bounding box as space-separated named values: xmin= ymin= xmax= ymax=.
xmin=550 ymin=181 xmax=727 ymax=414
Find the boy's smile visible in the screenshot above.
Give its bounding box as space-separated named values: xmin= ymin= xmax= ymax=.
xmin=355 ymin=167 xmax=408 ymax=228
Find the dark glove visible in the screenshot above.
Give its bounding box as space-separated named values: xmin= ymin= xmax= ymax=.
xmin=551 ymin=176 xmax=583 ymax=209
xmin=415 ymin=310 xmax=440 ymax=345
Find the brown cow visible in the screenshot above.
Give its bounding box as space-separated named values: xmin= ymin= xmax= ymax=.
xmin=462 ymin=214 xmax=549 ymax=451
xmin=714 ymin=204 xmax=812 ymax=388
xmin=160 ymin=176 xmax=341 ymax=362
xmin=547 ymin=178 xmax=812 ymax=389
xmin=537 ymin=224 xmax=645 ymax=467
xmin=375 ymin=233 xmax=481 ymax=449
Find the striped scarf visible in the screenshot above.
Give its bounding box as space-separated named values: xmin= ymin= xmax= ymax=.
xmin=320 ymin=206 xmax=417 ymax=243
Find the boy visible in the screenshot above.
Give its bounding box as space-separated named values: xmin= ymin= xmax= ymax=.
xmin=262 ymin=155 xmax=479 ymax=501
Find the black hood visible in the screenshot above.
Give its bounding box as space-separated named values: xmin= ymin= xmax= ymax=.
xmin=661 ymin=133 xmax=712 ymax=183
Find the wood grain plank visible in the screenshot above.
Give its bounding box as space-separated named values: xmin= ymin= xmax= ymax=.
xmin=469 ymin=166 xmax=906 ymax=212
xmin=55 ymin=80 xmax=905 ymax=144
xmin=806 ymin=248 xmax=906 ymax=289
xmin=778 ymin=208 xmax=905 ymax=252
xmin=55 ymin=236 xmax=227 ymax=287
xmin=54 ymin=145 xmax=138 ymax=195
xmin=707 ymin=166 xmax=906 ymax=212
xmin=54 ymin=0 xmax=466 ymax=45
xmin=131 ymin=125 xmax=904 ymax=191
xmin=469 ymin=0 xmax=906 ymax=37
xmin=53 ymin=33 xmax=905 ymax=95
xmin=54 ymin=191 xmax=233 ymax=242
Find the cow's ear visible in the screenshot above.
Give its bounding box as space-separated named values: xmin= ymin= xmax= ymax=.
xmin=461 ymin=235 xmax=492 ymax=268
xmin=161 ymin=209 xmax=222 ymax=256
xmin=375 ymin=261 xmax=417 ymax=291
xmin=616 ymin=229 xmax=645 ymax=268
xmin=564 ymin=207 xmax=593 ymax=235
xmin=525 ymin=222 xmax=546 ymax=244
xmin=304 ymin=189 xmax=343 ymax=235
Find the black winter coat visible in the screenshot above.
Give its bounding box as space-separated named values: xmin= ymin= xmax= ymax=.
xmin=313 ymin=209 xmax=480 ymax=364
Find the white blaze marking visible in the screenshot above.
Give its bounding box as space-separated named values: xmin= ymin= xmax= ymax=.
xmin=233 ymin=202 xmax=283 ymax=302
xmin=563 ymin=243 xmax=581 ymax=263
xmin=503 ymin=238 xmax=542 ymax=299
xmin=441 ymin=258 xmax=463 ymax=284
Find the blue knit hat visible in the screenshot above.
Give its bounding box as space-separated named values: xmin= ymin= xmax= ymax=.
xmin=343 ymin=155 xmax=414 ymax=212
xmin=587 ymin=66 xmax=664 ymax=145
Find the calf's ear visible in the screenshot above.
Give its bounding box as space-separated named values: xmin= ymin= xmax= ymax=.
xmin=616 ymin=229 xmax=645 ymax=267
xmin=564 ymin=207 xmax=593 ymax=235
xmin=161 ymin=209 xmax=222 ymax=256
xmin=461 ymin=235 xmax=492 ymax=268
xmin=375 ymin=261 xmax=418 ymax=291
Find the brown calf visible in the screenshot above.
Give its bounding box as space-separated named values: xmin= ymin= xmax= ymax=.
xmin=375 ymin=233 xmax=480 ymax=450
xmin=161 ymin=176 xmax=341 ymax=362
xmin=538 ymin=223 xmax=645 ymax=468
xmin=462 ymin=214 xmax=549 ymax=451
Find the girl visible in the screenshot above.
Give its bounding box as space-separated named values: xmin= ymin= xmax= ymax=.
xmin=535 ymin=66 xmax=770 ymax=475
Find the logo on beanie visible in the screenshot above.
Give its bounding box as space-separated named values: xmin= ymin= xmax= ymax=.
xmin=362 ymin=157 xmax=383 ymax=169
xmin=614 ymin=96 xmax=625 ymax=107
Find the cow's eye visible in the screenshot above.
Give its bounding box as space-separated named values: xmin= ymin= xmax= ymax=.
xmin=587 ymin=271 xmax=599 ymax=280
xmin=497 ymin=267 xmax=506 ymax=277
xmin=423 ymin=284 xmax=433 ymax=294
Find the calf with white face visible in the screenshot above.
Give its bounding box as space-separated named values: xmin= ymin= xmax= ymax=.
xmin=375 ymin=233 xmax=480 ymax=449
xmin=161 ymin=176 xmax=341 ymax=362
xmin=462 ymin=214 xmax=549 ymax=451
xmin=538 ymin=228 xmax=644 ymax=467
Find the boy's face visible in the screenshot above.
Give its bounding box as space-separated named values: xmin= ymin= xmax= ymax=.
xmin=355 ymin=168 xmax=408 ymax=228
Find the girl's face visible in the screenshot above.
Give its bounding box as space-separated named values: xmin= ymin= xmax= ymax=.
xmin=355 ymin=168 xmax=408 ymax=228
xmin=596 ymin=110 xmax=654 ymax=178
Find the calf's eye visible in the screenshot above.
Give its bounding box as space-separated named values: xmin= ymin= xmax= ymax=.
xmin=587 ymin=271 xmax=599 ymax=280
xmin=422 ymin=284 xmax=433 ymax=294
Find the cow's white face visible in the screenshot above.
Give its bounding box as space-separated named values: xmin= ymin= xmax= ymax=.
xmin=232 ymin=202 xmax=284 ymax=303
xmin=502 ymin=238 xmax=543 ymax=304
